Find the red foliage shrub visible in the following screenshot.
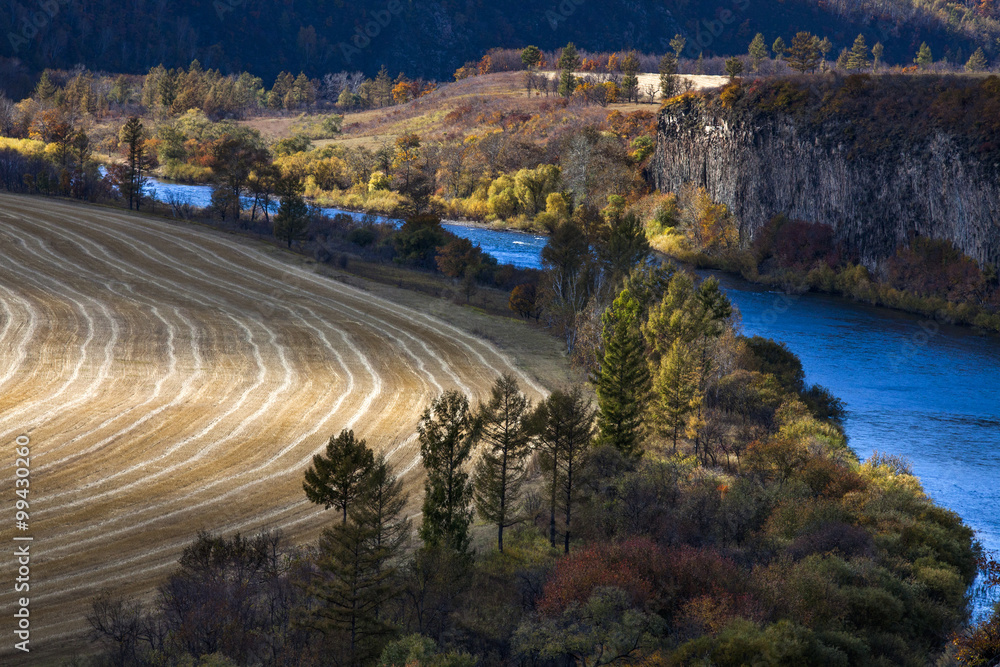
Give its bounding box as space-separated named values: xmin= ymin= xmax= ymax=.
xmin=886 ymin=236 xmax=986 ymax=303
xmin=538 ymin=539 xmax=756 ymax=622
xmin=754 ymin=214 xmax=842 ymax=270
xmin=662 ymin=545 xmax=746 ymax=600
xmin=537 ymin=538 xmax=665 ymax=615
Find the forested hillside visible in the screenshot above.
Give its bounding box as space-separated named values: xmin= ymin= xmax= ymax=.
xmin=2 ymin=0 xmax=998 ymax=92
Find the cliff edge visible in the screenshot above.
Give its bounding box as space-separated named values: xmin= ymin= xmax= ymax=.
xmin=651 ymin=75 xmax=1000 ymax=269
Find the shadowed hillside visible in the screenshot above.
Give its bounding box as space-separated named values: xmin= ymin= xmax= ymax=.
xmin=2 ymin=0 xmax=997 ymax=94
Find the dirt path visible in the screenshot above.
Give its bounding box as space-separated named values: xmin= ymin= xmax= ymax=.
xmin=0 ymin=194 xmax=567 ymax=662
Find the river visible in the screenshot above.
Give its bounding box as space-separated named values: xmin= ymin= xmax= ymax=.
xmin=144 ymin=176 xmax=548 ymax=269
xmin=146 ymin=177 xmax=1000 ymax=581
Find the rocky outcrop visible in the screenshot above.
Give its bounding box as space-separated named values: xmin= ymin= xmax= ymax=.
xmin=651 ymin=92 xmax=1000 ymax=269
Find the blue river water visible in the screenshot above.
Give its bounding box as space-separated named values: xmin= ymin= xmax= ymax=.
xmin=146 ymin=177 xmax=1000 ymax=582
xmin=144 ymin=176 xmax=548 ymax=269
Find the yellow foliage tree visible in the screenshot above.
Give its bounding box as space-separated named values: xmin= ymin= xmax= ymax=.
xmin=679 ymin=185 xmax=739 ymax=254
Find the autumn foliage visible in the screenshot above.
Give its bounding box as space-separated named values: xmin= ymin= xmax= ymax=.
xmin=537 ymin=538 xmax=663 ymax=614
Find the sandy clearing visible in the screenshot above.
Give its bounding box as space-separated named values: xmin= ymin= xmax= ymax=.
xmin=543 ymin=71 xmax=728 ymax=99
xmin=0 ymin=193 xmax=568 ymax=662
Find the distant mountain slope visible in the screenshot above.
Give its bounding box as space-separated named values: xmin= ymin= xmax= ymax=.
xmin=2 ymin=0 xmax=995 ymax=83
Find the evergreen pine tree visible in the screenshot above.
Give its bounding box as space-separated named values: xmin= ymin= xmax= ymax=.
xmin=600 ymin=211 xmax=652 ymax=284
xmin=530 ymin=388 xmax=595 ymax=552
xmin=558 ymin=42 xmax=581 ymax=71
xmin=35 ymin=70 xmax=57 ymax=102
xmin=966 ymin=47 xmax=988 ymax=72
xmin=311 ymin=454 xmax=408 ymax=665
xmin=119 ymin=116 xmax=149 ymax=210
xmin=273 ymin=177 xmax=310 ymax=248
xmin=303 ymin=429 xmax=375 ymax=524
xmin=725 ymin=57 xmax=745 ymax=80
xmin=621 ymin=51 xmax=640 ymax=103
xmin=375 ymin=66 xmax=393 ymax=107
xmin=158 ymin=68 xmax=178 ymax=110
xmin=786 ymin=32 xmax=820 ymax=73
xmin=670 ymin=34 xmax=687 ymax=59
xmin=915 ymin=42 xmax=933 ymax=69
xmin=419 ymin=390 xmax=475 ymax=555
xmin=472 ymin=374 xmax=532 ymax=552
xmin=772 ymin=37 xmax=786 ymax=61
xmin=817 ymin=37 xmax=833 ymax=70
xmin=872 ymin=42 xmax=885 ymax=71
xmin=557 ymin=43 xmax=581 ymax=98
xmin=846 ymin=34 xmax=871 ymax=71
xmin=595 ymin=289 xmax=650 ymax=459
xmin=557 ymin=69 xmax=576 ymax=98
xmin=521 ymin=45 xmax=542 ymax=69
xmin=658 ymin=53 xmax=678 ymax=99
xmin=654 ymin=339 xmax=698 ymax=453
xmin=748 ymin=33 xmax=768 ymax=72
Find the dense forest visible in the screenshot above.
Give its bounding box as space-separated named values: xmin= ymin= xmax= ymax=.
xmin=3 ymin=0 xmax=1000 ymax=95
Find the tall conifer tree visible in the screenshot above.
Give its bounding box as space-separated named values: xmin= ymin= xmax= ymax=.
xmin=472 ymin=374 xmax=532 ymax=552
xmin=595 ymin=289 xmax=650 ymax=458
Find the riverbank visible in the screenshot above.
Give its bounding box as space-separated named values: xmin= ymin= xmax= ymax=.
xmin=652 ymin=238 xmax=1000 ymax=336
xmin=138 ymin=169 xmax=1000 ymax=337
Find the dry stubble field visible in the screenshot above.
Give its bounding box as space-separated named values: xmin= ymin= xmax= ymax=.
xmin=0 ymin=193 xmax=566 ymax=662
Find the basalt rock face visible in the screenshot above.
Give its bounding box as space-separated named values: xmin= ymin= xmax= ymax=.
xmin=651 ymin=88 xmax=1000 ymax=269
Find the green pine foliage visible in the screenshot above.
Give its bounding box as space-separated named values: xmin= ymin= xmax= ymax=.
xmin=653 ymin=338 xmax=699 ymax=452
xmin=310 ymin=454 xmax=409 ymax=663
xmin=846 ymin=34 xmax=871 ymax=71
xmin=967 ymin=47 xmax=989 ymax=72
xmin=595 ymin=289 xmax=650 ymax=458
xmin=471 ymin=374 xmax=532 ymax=552
xmin=303 ymin=428 xmax=376 ymax=523
xmin=273 ymin=178 xmax=311 ymax=248
xmin=658 ymin=53 xmax=679 ymax=99
xmin=530 ymin=387 xmax=596 ymax=552
xmin=418 ymin=390 xmax=475 ymax=555
xmin=748 ymin=33 xmax=768 ymax=72
xmin=916 ymin=42 xmax=933 ymax=68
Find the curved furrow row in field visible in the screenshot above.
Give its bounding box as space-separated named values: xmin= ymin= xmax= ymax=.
xmin=3 ymin=208 xmax=392 ymax=519
xmin=0 ymin=193 xmax=550 ymax=660
xmin=0 ymin=214 xmax=358 ymax=532
xmin=0 ymin=231 xmax=191 ymax=468
xmin=69 ymin=200 xmax=519 ymax=395
xmin=0 ymin=282 xmax=39 ymax=392
xmin=0 ymin=230 xmax=122 ymax=438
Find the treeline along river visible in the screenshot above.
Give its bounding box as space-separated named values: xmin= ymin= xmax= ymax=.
xmin=148 ymin=177 xmax=1000 ymax=597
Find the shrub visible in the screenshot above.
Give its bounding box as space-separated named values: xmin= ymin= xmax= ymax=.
xmin=537 ymin=538 xmax=664 ymax=615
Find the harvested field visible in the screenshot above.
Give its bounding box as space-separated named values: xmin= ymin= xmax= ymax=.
xmin=0 ymin=193 xmax=563 ymax=662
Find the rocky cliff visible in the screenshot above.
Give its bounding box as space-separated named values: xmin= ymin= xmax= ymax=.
xmin=650 ymin=77 xmax=1000 ymax=269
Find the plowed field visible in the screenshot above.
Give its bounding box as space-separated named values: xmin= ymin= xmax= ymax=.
xmin=0 ymin=193 xmax=559 ymax=661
